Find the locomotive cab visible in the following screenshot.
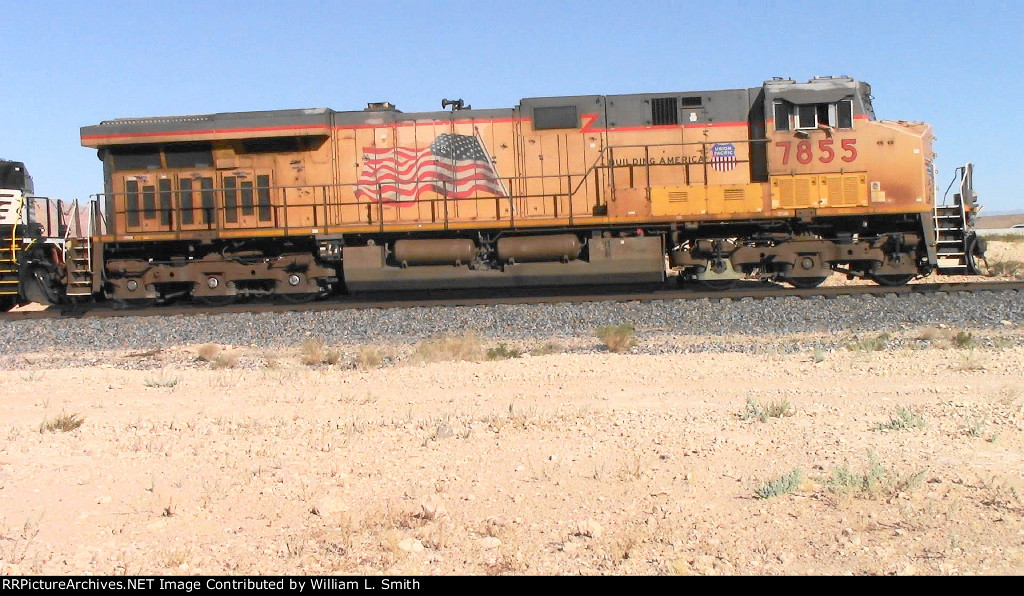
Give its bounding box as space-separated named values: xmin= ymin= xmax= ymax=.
xmin=763 ymin=76 xmax=935 ymax=218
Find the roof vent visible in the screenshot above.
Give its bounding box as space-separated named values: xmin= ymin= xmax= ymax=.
xmin=365 ymin=102 xmax=398 ymax=111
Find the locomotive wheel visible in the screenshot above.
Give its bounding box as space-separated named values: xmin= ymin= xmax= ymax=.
xmin=785 ymin=276 xmax=828 ymax=289
xmin=871 ymin=274 xmax=915 ymax=287
xmin=696 ymin=278 xmax=739 ymax=291
xmin=193 ymin=295 xmax=236 ymax=307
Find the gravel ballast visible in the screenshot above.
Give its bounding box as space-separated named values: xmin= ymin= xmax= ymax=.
xmin=0 ymin=290 xmax=1020 ymax=354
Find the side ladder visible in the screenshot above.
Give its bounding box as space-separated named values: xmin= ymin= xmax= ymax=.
xmin=0 ymin=194 xmax=25 ymax=305
xmin=933 ymin=163 xmax=981 ymax=274
xmin=63 ymin=200 xmax=94 ymax=297
xmin=0 ymin=226 xmax=20 ymax=300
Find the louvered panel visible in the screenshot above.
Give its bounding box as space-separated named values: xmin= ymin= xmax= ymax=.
xmin=842 ymin=175 xmax=860 ymax=206
xmin=826 ymin=176 xmax=843 ymax=206
xmin=794 ymin=178 xmax=812 ymax=208
xmin=778 ymin=178 xmax=795 ymax=209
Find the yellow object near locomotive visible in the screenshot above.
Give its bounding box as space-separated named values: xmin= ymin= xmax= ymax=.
xmin=15 ymin=76 xmax=986 ymax=306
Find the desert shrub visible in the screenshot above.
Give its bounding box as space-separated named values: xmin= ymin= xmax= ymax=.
xmin=40 ymin=412 xmax=85 ymax=433
xmin=596 ymin=324 xmax=637 ymax=353
xmin=299 ymin=338 xmax=340 ymax=366
xmin=355 ymin=346 xmax=385 ymax=368
xmin=196 ymin=344 xmax=220 ymax=362
xmin=412 ymin=333 xmax=484 ymax=363
xmin=487 ymin=344 xmax=523 ymax=360
xmin=211 ymin=353 xmax=239 ymax=369
xmin=846 ymin=333 xmax=891 ymax=352
xmin=744 ymin=397 xmax=794 ymax=422
xmin=952 ymin=330 xmax=976 ymax=349
xmin=299 ymin=338 xmax=324 ymax=365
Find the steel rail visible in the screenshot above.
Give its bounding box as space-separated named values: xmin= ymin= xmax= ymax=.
xmin=1 ymin=280 xmax=1021 ymax=322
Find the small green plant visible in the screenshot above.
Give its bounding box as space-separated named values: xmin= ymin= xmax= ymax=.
xmin=846 ymin=332 xmax=891 ymax=352
xmin=952 ymin=330 xmax=977 ymax=349
xmin=828 ymin=451 xmax=888 ymax=497
xmin=812 ymin=347 xmax=826 ymax=363
xmin=754 ymin=468 xmax=803 ymax=499
xmin=596 ymin=324 xmax=637 ymax=353
xmin=873 ymin=405 xmax=926 ymax=432
xmin=39 ymin=411 xmax=85 ymax=433
xmin=487 ymin=344 xmax=523 ymax=360
xmin=144 ymin=374 xmax=179 ymax=388
xmin=744 ymin=397 xmax=794 ymax=422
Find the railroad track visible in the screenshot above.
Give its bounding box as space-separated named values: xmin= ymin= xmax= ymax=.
xmin=1 ymin=280 xmax=1021 ymax=322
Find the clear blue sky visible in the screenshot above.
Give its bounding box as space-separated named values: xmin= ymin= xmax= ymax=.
xmin=2 ymin=0 xmax=1022 ymax=212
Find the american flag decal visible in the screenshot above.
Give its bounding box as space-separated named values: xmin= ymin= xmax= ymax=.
xmin=710 ymin=143 xmax=737 ymax=172
xmin=355 ymin=134 xmax=506 ymax=204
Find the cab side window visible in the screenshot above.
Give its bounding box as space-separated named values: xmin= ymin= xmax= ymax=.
xmin=792 ymin=99 xmax=855 ymax=130
xmin=773 ymin=102 xmax=790 ymax=131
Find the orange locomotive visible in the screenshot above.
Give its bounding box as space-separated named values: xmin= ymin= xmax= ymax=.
xmin=28 ymin=76 xmax=983 ymax=305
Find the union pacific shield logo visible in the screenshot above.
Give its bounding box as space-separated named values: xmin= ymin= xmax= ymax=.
xmin=710 ymin=143 xmax=737 ymax=172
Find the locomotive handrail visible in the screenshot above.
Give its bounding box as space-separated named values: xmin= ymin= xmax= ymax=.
xmin=91 ymin=135 xmax=763 ymax=240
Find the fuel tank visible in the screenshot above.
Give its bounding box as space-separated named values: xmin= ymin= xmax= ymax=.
xmin=496 ymin=234 xmax=582 ymax=263
xmin=392 ymin=239 xmax=477 ymax=266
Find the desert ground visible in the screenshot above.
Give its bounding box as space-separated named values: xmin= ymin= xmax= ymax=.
xmin=0 ymin=239 xmax=1022 ymax=576
xmin=0 ymin=324 xmax=1022 ymax=576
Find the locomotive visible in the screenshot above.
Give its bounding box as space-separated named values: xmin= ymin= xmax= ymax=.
xmin=7 ymin=76 xmax=984 ymax=308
